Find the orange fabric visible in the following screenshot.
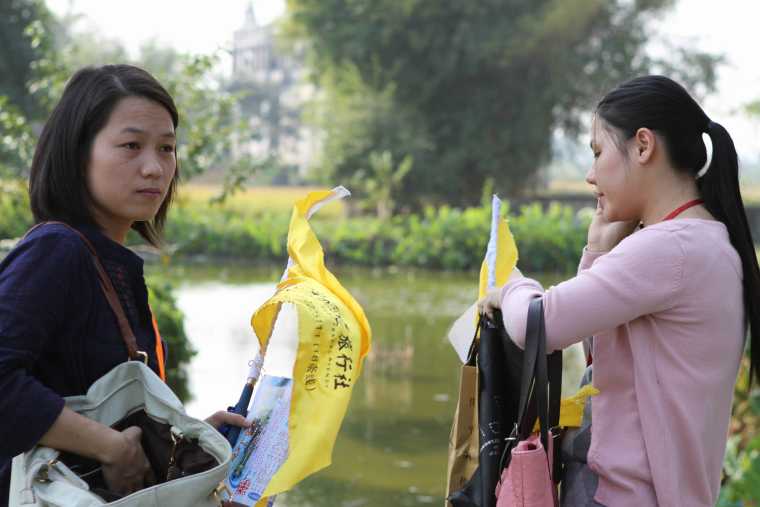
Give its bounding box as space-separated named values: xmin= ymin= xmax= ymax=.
xmin=150 ymin=310 xmax=167 ymax=382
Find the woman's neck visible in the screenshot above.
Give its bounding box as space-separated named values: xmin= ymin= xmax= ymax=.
xmin=639 ymin=177 xmax=703 ymax=227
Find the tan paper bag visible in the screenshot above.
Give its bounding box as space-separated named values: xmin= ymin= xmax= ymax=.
xmin=445 ymin=354 xmax=479 ymax=505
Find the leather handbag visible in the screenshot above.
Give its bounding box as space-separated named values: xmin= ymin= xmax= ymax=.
xmin=8 ymin=223 xmax=234 ymax=506
xmin=495 ymin=298 xmax=562 ymax=507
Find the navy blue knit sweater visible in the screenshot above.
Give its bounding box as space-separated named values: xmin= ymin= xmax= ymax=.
xmin=0 ymin=223 xmax=163 ymax=505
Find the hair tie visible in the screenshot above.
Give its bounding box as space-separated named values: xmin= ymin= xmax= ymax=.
xmin=696 ymin=130 xmax=713 ymax=179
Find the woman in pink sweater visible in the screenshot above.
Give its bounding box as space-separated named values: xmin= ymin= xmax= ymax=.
xmin=479 ymin=75 xmax=760 ymax=506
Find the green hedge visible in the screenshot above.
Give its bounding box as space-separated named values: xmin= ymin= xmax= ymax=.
xmin=0 ymin=179 xmax=591 ymax=272
xmin=163 ymin=201 xmax=591 ymax=273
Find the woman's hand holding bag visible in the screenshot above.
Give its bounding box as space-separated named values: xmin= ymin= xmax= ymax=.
xmin=101 ymin=426 xmax=154 ymax=496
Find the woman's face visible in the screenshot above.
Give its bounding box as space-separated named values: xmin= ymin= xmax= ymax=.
xmin=86 ymin=96 xmax=176 ymax=242
xmin=586 ymin=117 xmax=642 ymax=222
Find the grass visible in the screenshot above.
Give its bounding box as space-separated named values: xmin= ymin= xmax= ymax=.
xmin=174 ymin=184 xmax=347 ymax=218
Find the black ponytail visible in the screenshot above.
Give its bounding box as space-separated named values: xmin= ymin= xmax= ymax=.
xmin=698 ymin=121 xmax=760 ymax=385
xmin=597 ymin=75 xmax=760 ymax=386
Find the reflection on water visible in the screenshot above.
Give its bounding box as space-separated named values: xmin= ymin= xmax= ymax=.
xmin=149 ymin=263 xmax=584 ymax=507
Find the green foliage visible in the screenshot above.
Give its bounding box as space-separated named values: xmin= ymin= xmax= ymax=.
xmin=719 ymin=434 xmax=760 ymax=505
xmin=391 ymin=206 xmax=492 ymax=270
xmin=146 ymin=276 xmax=196 ymax=403
xmin=352 ymin=150 xmax=413 ymax=218
xmin=165 ymin=205 xmax=290 ymax=261
xmin=162 ymin=198 xmax=590 ymax=273
xmin=0 ymin=180 xmax=33 ymax=238
xmin=25 ymin=11 xmax=129 ymax=113
xmin=0 ymin=98 xmax=35 ymax=178
xmin=286 ymin=0 xmax=719 ymax=207
xmin=719 ymin=358 xmax=760 ymax=505
xmin=306 ymin=63 xmax=431 ymax=206
xmin=510 ymin=203 xmax=590 ymax=272
xmin=0 ymin=0 xmax=56 ymax=120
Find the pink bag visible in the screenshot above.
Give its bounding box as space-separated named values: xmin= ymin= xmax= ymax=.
xmin=494 ymin=298 xmax=560 ymax=507
xmin=494 ymin=434 xmax=556 ymax=507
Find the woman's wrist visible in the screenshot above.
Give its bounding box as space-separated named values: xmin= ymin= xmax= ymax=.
xmin=96 ymin=427 xmax=128 ymax=465
xmin=39 ymin=406 xmax=124 ymax=464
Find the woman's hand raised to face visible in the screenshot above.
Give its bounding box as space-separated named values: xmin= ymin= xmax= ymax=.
xmin=587 ymin=199 xmax=640 ymax=252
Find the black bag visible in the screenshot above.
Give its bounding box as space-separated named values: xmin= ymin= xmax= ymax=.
xmin=449 ymin=303 xmax=563 ymax=507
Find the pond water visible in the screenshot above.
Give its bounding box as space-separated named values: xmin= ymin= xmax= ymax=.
xmin=150 ymin=263 xmax=585 ymax=507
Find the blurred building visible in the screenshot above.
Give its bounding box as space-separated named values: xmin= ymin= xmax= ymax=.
xmin=230 ymin=3 xmax=318 ymax=181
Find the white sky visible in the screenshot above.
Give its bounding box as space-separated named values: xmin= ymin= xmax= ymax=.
xmin=47 ymin=0 xmax=285 ymax=57
xmin=652 ymin=0 xmax=760 ymax=160
xmin=46 ymin=0 xmax=760 ymax=158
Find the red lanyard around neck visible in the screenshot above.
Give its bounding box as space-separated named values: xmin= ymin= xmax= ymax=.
xmin=663 ymin=199 xmax=704 ymax=221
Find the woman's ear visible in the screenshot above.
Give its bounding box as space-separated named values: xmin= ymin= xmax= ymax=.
xmin=633 ymin=128 xmax=656 ymax=165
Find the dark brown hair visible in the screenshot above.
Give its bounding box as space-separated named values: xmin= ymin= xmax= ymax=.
xmin=29 ymin=64 xmax=179 ymax=246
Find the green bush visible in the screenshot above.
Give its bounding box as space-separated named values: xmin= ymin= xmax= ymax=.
xmin=163 ymin=200 xmax=591 ymax=273
xmin=0 ymin=186 xmax=591 ymax=273
xmin=719 ymin=358 xmax=760 ymax=505
xmin=719 ymin=434 xmax=760 ymax=506
xmin=165 ymin=207 xmax=290 ymax=260
xmin=0 ymin=180 xmax=33 ymax=238
xmin=147 ymin=275 xmax=196 ymax=402
xmin=510 ymin=203 xmax=590 ymax=273
xmin=392 ymin=205 xmax=491 ymax=270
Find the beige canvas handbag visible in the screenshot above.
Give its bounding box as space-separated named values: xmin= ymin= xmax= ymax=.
xmin=9 ymin=362 xmax=233 ymax=506
xmin=8 ymin=223 xmax=234 ymax=506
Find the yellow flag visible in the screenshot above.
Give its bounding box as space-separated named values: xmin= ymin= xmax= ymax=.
xmin=478 ymin=218 xmax=518 ymax=300
xmin=478 ymin=196 xmax=519 ymax=300
xmin=251 ymin=189 xmax=372 ymax=497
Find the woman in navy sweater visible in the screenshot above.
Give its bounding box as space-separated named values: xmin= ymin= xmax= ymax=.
xmin=0 ymin=65 xmax=246 ymax=504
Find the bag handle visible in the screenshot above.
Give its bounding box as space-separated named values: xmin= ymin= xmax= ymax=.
xmin=534 ymin=298 xmax=562 ymax=433
xmin=525 ymin=298 xmax=563 ymax=479
xmin=525 ymin=298 xmax=550 ymax=449
xmin=24 ymin=222 xmax=143 ymax=362
xmin=524 ymin=298 xmax=562 ymax=476
xmin=498 ymin=297 xmax=562 ymax=472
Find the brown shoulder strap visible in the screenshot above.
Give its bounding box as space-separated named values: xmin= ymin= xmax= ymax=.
xmin=27 ymin=221 xmax=141 ymax=361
